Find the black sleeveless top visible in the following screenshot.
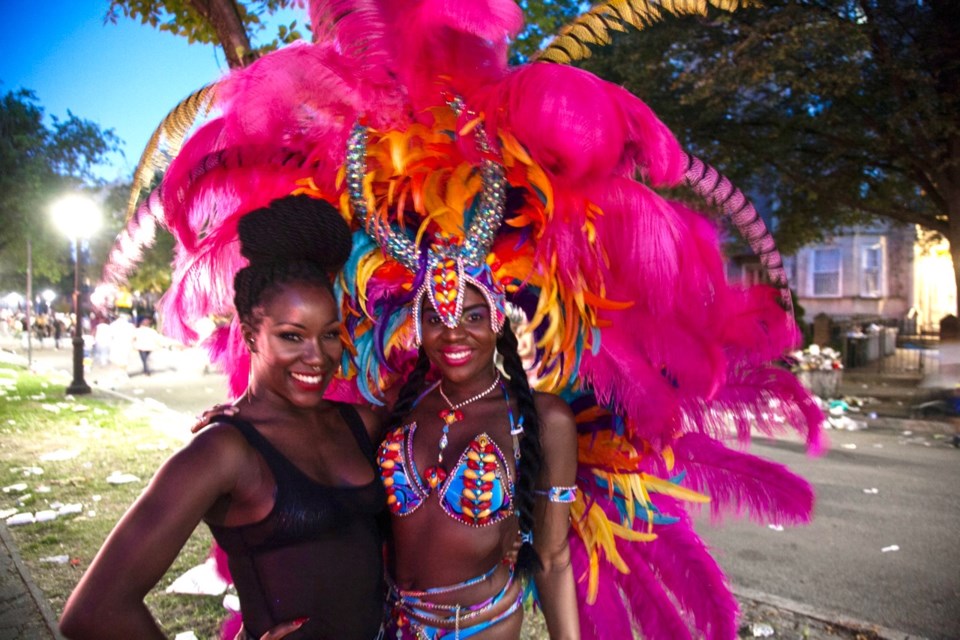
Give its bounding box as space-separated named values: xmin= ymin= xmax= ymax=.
xmin=207 ymin=404 xmax=386 ymax=639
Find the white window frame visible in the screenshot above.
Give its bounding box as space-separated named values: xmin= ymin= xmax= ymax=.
xmin=810 ymin=247 xmax=842 ymax=297
xmin=860 ymin=243 xmax=883 ymax=298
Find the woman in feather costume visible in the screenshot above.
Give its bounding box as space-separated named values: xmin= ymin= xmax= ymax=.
xmin=100 ymin=1 xmax=824 ymax=638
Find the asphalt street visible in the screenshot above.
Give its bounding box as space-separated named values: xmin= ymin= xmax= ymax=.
xmin=695 ymin=429 xmax=960 ymax=640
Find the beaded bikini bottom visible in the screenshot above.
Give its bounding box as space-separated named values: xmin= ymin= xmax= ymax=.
xmin=386 ymin=564 xmax=522 ymax=640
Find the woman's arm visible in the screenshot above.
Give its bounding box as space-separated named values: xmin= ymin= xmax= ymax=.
xmin=531 ymin=393 xmax=581 ymax=640
xmin=60 ymin=427 xmax=246 ymax=639
xmin=353 ymin=403 xmax=385 ymax=444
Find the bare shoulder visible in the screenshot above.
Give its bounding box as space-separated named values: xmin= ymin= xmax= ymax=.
xmin=176 ymin=421 xmax=253 ymax=479
xmin=533 ymin=392 xmax=575 ymax=430
xmin=532 ymin=392 xmax=578 ymax=480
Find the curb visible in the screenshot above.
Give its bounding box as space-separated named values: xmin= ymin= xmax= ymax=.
xmin=0 ymin=522 xmax=63 ymax=639
xmin=733 ymin=587 xmax=929 ymax=640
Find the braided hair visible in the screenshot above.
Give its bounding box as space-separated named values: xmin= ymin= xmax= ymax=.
xmin=387 ymin=348 xmax=432 ymax=429
xmin=496 ymin=318 xmax=544 ymax=576
xmin=388 ymin=319 xmax=545 ymax=577
xmin=233 ymin=195 xmax=352 ymax=328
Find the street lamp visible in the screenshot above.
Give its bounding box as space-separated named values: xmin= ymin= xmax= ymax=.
xmin=51 ymin=194 xmax=101 ymax=395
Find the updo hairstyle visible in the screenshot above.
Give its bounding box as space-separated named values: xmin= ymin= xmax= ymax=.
xmin=233 ymin=194 xmax=352 ymax=328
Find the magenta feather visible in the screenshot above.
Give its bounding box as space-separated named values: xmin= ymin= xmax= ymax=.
xmin=568 ymin=535 xmax=635 ymax=640
xmin=687 ymin=366 xmax=825 ymax=452
xmin=637 ymin=505 xmax=740 ymax=639
xmin=614 ymin=541 xmax=694 ymax=640
xmin=671 ymin=432 xmax=815 ymax=525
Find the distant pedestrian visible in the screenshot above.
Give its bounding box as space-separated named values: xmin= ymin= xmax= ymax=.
xmin=108 ymin=314 xmax=134 ymax=373
xmin=132 ymin=317 xmax=161 ymax=376
xmin=53 ymin=316 xmax=65 ymax=349
xmin=93 ymin=317 xmax=112 ymax=367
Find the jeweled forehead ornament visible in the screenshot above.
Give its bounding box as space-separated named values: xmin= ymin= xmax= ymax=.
xmin=345 ymin=97 xmax=507 ymax=345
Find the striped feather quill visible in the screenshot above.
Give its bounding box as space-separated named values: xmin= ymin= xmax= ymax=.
xmin=535 ymin=0 xmax=757 ymax=64
xmin=124 ymin=83 xmax=219 ymax=220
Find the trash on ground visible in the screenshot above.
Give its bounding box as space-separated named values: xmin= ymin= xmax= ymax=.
xmin=902 ymin=430 xmax=913 ymax=436
xmin=827 ymin=415 xmax=867 ymax=430
xmin=6 ymin=513 xmax=35 ymax=526
xmin=0 ymin=508 xmax=18 ymax=519
xmin=174 ymin=632 xmax=199 ymax=640
xmin=3 ymin=483 xmax=28 ymax=493
xmin=40 ymin=555 xmax=70 ymax=564
xmin=57 ymin=503 xmax=84 ymax=516
xmin=106 ymin=471 xmax=140 ymax=484
xmin=166 ymin=557 xmax=230 ymax=596
xmin=223 ymin=593 xmax=240 ymax=612
xmin=35 ymin=509 xmax=58 ymax=522
xmin=840 ymin=443 xmax=857 ymax=450
xmin=863 ymin=488 xmax=879 ymax=494
xmin=17 ymin=466 xmax=44 ymax=476
xmin=767 ymin=524 xmax=784 ymax=532
xmin=881 ymin=544 xmax=900 ymax=553
xmin=750 ymin=622 xmax=775 ymax=637
xmin=40 ymin=448 xmax=81 ymax=461
xmin=828 ymin=399 xmax=849 ymax=416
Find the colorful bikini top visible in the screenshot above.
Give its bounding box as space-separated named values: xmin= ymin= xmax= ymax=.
xmin=377 ymin=384 xmax=519 ymax=527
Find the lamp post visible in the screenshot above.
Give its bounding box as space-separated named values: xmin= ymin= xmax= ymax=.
xmin=51 ymin=195 xmax=101 ymax=395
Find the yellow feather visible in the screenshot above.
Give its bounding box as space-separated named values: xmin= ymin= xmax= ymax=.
xmin=662 ymin=445 xmax=675 ymax=471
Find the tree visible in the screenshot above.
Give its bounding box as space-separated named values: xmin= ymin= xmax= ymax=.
xmin=578 ymin=0 xmax=960 ymax=312
xmin=107 ymin=0 xmax=305 ymax=68
xmin=0 ymin=89 xmax=120 ymax=290
xmin=107 ymin=0 xmax=587 ymax=68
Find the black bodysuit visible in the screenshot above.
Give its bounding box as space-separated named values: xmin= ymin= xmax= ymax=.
xmin=207 ymin=405 xmax=386 ymax=639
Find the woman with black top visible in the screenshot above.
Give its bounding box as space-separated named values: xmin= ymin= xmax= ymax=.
xmin=60 ymin=195 xmax=386 ymax=640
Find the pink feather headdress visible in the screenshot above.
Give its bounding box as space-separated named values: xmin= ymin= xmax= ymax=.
xmin=102 ymin=2 xmax=824 ymax=637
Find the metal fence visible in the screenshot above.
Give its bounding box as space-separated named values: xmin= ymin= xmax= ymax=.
xmin=820 ymin=316 xmax=940 ymax=375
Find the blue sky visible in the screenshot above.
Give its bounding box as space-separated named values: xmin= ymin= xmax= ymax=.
xmin=1 ymin=1 xmax=303 ymax=181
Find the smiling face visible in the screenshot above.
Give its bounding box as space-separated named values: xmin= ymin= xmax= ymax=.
xmin=420 ymin=285 xmax=498 ymax=387
xmin=243 ymin=281 xmax=343 ymax=409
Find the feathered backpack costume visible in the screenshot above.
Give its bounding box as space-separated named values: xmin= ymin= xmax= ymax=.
xmin=101 ymin=1 xmax=824 ymax=638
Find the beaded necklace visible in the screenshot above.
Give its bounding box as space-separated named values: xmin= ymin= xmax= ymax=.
xmin=436 ymin=372 xmax=501 ymax=464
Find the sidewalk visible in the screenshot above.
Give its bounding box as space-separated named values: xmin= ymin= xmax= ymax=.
xmin=0 ymin=340 xmax=940 ymax=640
xmin=0 ymin=521 xmax=61 ymax=639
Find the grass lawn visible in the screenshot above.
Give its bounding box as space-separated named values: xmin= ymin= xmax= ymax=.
xmin=0 ymin=362 xmax=224 ymax=638
xmin=0 ymin=361 xmax=551 ymax=639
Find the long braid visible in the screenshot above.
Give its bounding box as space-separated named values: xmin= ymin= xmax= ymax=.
xmin=497 ymin=319 xmax=544 ymax=576
xmin=387 ymin=349 xmax=431 ymax=427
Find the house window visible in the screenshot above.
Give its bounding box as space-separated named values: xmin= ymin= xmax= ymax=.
xmin=811 ymin=248 xmax=841 ymax=296
xmin=861 ymin=244 xmax=883 ymax=297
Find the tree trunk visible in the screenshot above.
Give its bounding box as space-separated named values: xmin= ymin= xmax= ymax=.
xmin=189 ymin=0 xmax=256 ymax=68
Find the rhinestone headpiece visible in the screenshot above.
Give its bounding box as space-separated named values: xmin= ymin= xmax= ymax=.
xmin=345 ymin=97 xmax=508 ymax=343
